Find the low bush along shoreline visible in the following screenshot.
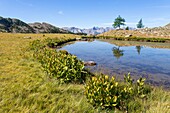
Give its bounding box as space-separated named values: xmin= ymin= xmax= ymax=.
xmin=0 ymin=33 xmax=170 ymax=113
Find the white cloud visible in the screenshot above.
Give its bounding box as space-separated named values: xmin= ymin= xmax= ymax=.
xmin=58 ymin=11 xmax=64 ymax=15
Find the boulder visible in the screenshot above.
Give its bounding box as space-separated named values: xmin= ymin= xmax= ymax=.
xmin=84 ymin=61 xmax=97 ymax=66
xmin=125 ymin=34 xmax=132 ymax=37
xmin=76 ymin=38 xmax=81 ymax=41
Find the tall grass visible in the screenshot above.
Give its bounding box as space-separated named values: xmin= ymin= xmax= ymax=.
xmin=0 ymin=33 xmax=169 ymax=113
xmin=0 ymin=33 xmax=95 ymax=112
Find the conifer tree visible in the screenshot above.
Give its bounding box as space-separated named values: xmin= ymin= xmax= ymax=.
xmin=137 ymin=19 xmax=144 ymax=28
xmin=113 ymin=15 xmax=126 ymax=29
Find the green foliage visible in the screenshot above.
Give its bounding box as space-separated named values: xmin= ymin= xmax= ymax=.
xmin=137 ymin=19 xmax=144 ymax=28
xmin=125 ymin=26 xmax=129 ymax=30
xmin=137 ymin=78 xmax=148 ymax=98
xmin=29 ymin=39 xmax=46 ymax=51
xmin=85 ymin=74 xmax=119 ymax=110
xmin=113 ymin=15 xmax=126 ymax=29
xmin=38 ymin=49 xmax=86 ymax=83
xmin=44 ymin=37 xmax=76 ymax=48
xmin=85 ymin=73 xmax=151 ymax=112
xmin=30 ymin=39 xmax=87 ymax=83
xmin=44 ymin=38 xmax=58 ymax=48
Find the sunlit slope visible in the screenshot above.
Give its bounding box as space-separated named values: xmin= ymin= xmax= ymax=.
xmin=98 ymin=29 xmax=170 ymax=39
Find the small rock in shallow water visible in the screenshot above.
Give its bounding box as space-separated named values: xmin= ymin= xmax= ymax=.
xmin=84 ymin=61 xmax=97 ymax=66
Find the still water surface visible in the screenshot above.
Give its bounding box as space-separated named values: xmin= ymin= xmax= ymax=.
xmin=60 ymin=40 xmax=170 ymax=88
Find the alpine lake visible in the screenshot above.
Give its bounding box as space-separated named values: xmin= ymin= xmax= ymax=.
xmin=59 ymin=39 xmax=170 ymax=88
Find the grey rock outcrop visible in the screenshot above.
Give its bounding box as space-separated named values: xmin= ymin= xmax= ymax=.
xmin=29 ymin=22 xmax=71 ymax=33
xmin=84 ymin=61 xmax=97 ymax=66
xmin=0 ymin=16 xmax=34 ymax=33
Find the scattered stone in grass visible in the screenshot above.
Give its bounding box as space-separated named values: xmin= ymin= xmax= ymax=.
xmin=125 ymin=34 xmax=132 ymax=37
xmin=23 ymin=36 xmax=31 ymax=39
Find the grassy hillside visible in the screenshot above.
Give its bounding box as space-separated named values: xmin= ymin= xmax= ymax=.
xmin=0 ymin=33 xmax=170 ymax=113
xmin=98 ymin=30 xmax=170 ymax=39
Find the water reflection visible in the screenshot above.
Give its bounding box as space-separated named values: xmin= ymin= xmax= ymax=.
xmin=112 ymin=46 xmax=124 ymax=59
xmin=59 ymin=40 xmax=170 ymax=88
xmin=136 ymin=46 xmax=143 ymax=55
xmin=100 ymin=39 xmax=170 ymax=49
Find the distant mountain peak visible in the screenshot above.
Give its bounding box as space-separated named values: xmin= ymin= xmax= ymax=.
xmin=63 ymin=26 xmax=114 ymax=35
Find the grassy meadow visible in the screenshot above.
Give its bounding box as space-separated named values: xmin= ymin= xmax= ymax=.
xmin=0 ymin=33 xmax=170 ymax=113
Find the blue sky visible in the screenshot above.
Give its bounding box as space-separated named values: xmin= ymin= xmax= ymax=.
xmin=0 ymin=0 xmax=170 ymax=28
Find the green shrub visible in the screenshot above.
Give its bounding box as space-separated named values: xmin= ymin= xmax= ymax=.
xmin=43 ymin=37 xmax=76 ymax=48
xmin=30 ymin=38 xmax=88 ymax=83
xmin=85 ymin=74 xmax=119 ymax=109
xmin=35 ymin=48 xmax=87 ymax=83
xmin=44 ymin=38 xmax=58 ymax=48
xmin=85 ymin=73 xmax=151 ymax=112
xmin=29 ymin=39 xmax=46 ymax=51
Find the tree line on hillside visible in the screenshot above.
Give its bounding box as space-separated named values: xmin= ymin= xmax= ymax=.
xmin=113 ymin=15 xmax=144 ymax=29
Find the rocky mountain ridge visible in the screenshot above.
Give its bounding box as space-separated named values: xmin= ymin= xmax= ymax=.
xmin=0 ymin=16 xmax=71 ymax=34
xmin=0 ymin=16 xmax=34 ymax=33
xmin=28 ymin=22 xmax=71 ymax=34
